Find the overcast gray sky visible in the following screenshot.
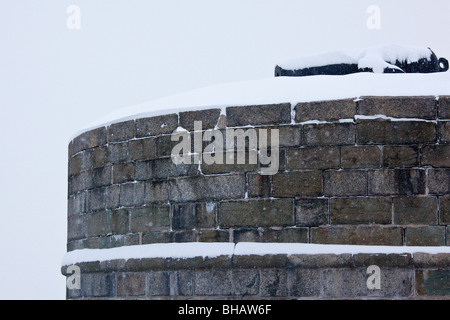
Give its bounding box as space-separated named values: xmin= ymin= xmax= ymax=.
xmin=0 ymin=0 xmax=449 ymax=299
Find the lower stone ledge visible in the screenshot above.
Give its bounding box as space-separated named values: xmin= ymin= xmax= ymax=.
xmin=61 ymin=243 xmax=450 ymax=299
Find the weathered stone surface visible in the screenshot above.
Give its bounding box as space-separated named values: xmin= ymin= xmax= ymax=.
xmin=174 ymin=270 xmax=194 ymax=296
xmin=169 ymin=174 xmax=246 ymax=202
xmin=324 ymin=170 xmax=367 ymax=196
xmin=135 ymin=114 xmax=178 ymax=138
xmin=233 ymin=228 xmax=260 ymax=242
xmin=68 ymin=192 xmax=86 ymax=216
xmin=172 ymin=203 xmax=195 ymax=230
xmin=262 ymin=125 xmax=302 ymax=147
xmin=226 ymin=103 xmax=291 ymax=127
xmin=247 ymin=173 xmax=271 ymax=198
xmin=108 ymin=142 xmax=129 ymax=163
xmin=128 ymin=138 xmax=156 ymax=161
xmin=304 ymin=123 xmax=355 ymax=146
xmin=71 ymin=127 xmax=107 ymax=156
xmin=195 ymin=202 xmax=217 ymax=229
xmin=179 ymin=109 xmax=221 ymax=131
xmin=119 ymin=182 xmax=145 ymax=207
xmin=416 ymin=269 xmax=450 ymax=296
xmin=413 ymin=253 xmax=450 ymax=268
xmin=440 ymin=121 xmax=450 ymax=143
xmin=295 ymin=99 xmax=356 ymax=122
xmin=259 ymin=269 xmax=287 ymax=297
xmin=294 ymin=198 xmax=328 ymax=227
xmin=81 ymin=273 xmax=115 ymax=298
xmin=86 ymin=211 xmax=111 ymax=237
xmin=427 ymin=169 xmax=450 ymax=194
xmin=108 ymin=120 xmax=136 ymax=143
xmin=287 ymin=147 xmax=339 ymax=170
xmin=154 ymin=157 xmax=198 ymax=179
xmin=273 ymin=171 xmax=322 ymax=197
xmin=421 ymin=145 xmax=450 ymax=168
xmin=113 ymin=163 xmax=134 ymax=184
xmin=440 ymin=195 xmax=450 ymax=224
xmin=145 ymin=181 xmax=169 ymax=203
xmin=92 ymin=166 xmax=112 ymax=188
xmin=261 ymin=228 xmax=308 ymax=243
xmin=357 ymin=120 xmax=436 ymax=145
xmin=116 ymin=273 xmax=145 ymax=297
xmin=341 ymin=145 xmax=382 ymax=169
xmin=147 ymin=271 xmax=170 ymax=296
xmin=68 ymin=215 xmax=85 ymax=240
xmin=194 ymin=270 xmax=232 ymax=296
xmin=200 ymin=151 xmax=258 ymax=174
xmin=219 ymin=199 xmax=293 ymax=228
xmin=330 ymin=197 xmax=392 ymax=224
xmin=405 ymin=226 xmax=445 ymax=246
xmin=287 ymin=254 xmax=353 ymax=268
xmin=197 ymin=229 xmax=229 ymax=242
xmin=172 ymin=230 xmax=197 ymax=242
xmin=383 ymin=146 xmax=419 ymax=168
xmin=134 ymin=160 xmax=153 ymax=181
xmin=91 ymin=146 xmax=108 ymax=169
xmin=358 ymin=96 xmax=436 ymax=119
xmin=322 ymin=268 xmax=413 ymax=298
xmin=141 ymin=231 xmax=172 ymax=244
xmin=287 ymin=269 xmax=321 ymax=297
xmin=232 ymin=269 xmax=260 ymax=296
xmin=368 ymin=169 xmax=426 ymax=195
xmin=352 ymin=253 xmax=412 ymax=267
xmin=129 ymin=205 xmax=170 ymax=233
xmin=311 ymin=226 xmax=403 ymax=245
xmin=438 ymin=96 xmax=450 ymax=118
xmin=393 ymin=196 xmax=438 ymax=225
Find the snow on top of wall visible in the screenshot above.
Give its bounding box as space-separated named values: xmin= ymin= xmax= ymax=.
xmin=70 ymin=70 xmax=450 ymax=140
xmin=277 ymin=44 xmax=433 ymax=72
xmin=62 ymin=242 xmax=450 ymax=266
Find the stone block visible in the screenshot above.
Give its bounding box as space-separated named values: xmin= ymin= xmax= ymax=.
xmin=108 ymin=120 xmax=136 ymax=143
xmin=421 ymin=145 xmax=450 ymax=167
xmin=68 ymin=192 xmax=86 ymax=216
xmin=405 ymin=226 xmax=445 ymax=246
xmin=287 ymin=254 xmax=353 ymax=268
xmin=128 ymin=138 xmax=156 ymax=161
xmin=416 ymin=270 xmax=450 ymax=296
xmin=287 ymin=147 xmax=340 ymax=170
xmin=427 ymin=169 xmax=450 ymax=194
xmin=330 ymin=197 xmax=392 ymax=224
xmin=358 ymin=96 xmax=436 ymax=119
xmin=440 ymin=121 xmax=450 ymax=143
xmin=233 ymin=228 xmax=261 ymax=242
xmin=219 ymin=199 xmax=294 ymax=228
xmin=294 ymin=198 xmax=328 ymax=227
xmin=147 ymin=271 xmax=170 ymax=296
xmin=303 ymin=123 xmax=355 ymax=146
xmin=261 ymin=228 xmax=308 ymax=243
xmin=129 ymin=205 xmax=170 ymax=233
xmin=116 ymin=273 xmax=145 ymax=297
xmin=226 ymin=103 xmax=291 ymax=127
xmin=194 ymin=270 xmax=232 ymax=296
xmin=352 ymin=253 xmax=412 ymax=267
xmin=81 ymin=273 xmax=115 ymax=298
xmin=197 ymin=229 xmax=229 ymax=242
xmin=356 ymin=120 xmax=436 ymax=145
xmin=195 ymin=202 xmax=217 ymax=229
xmin=368 ymin=169 xmax=426 ymax=195
xmin=232 ymin=269 xmax=260 ymax=296
xmin=145 ymin=181 xmax=169 ymax=203
xmin=135 ymin=114 xmax=178 ymax=138
xmin=438 ymin=96 xmax=450 ymax=118
xmin=259 ymin=269 xmax=287 ymax=297
xmin=383 ymin=146 xmax=419 ymax=168
xmin=341 ymin=145 xmax=382 ymax=169
xmin=324 ymin=170 xmax=367 ymax=196
xmin=287 ymin=269 xmax=321 ymax=297
xmin=119 ymin=182 xmax=145 ymax=207
xmin=169 ymin=174 xmax=246 ymax=202
xmin=272 ymin=171 xmax=323 ymax=197
xmin=393 ymin=196 xmax=438 ymax=225
xmin=71 ymin=127 xmax=107 ymax=156
xmin=92 ymin=166 xmax=112 ymax=188
xmin=247 ymin=173 xmax=271 ymax=198
xmin=311 ymin=226 xmax=403 ymax=245
xmin=295 ymin=99 xmax=355 ymax=122
xmin=108 ymin=142 xmax=129 ymax=163
xmin=153 ymin=157 xmax=198 ymax=179
xmin=440 ymin=195 xmax=450 ymax=224
xmin=68 ymin=215 xmax=85 ymax=240
xmin=134 ymin=160 xmax=153 ymax=181
xmin=172 ymin=203 xmax=195 ymax=230
xmin=179 ymin=109 xmax=221 ymax=131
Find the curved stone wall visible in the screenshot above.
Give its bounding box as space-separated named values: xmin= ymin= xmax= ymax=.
xmin=68 ymin=96 xmax=450 ymax=251
xmin=65 ymin=96 xmax=450 ymax=299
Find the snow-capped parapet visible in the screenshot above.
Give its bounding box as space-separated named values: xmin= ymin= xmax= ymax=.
xmin=70 ymin=71 xmax=450 ymax=139
xmin=275 ymin=44 xmax=449 ymax=76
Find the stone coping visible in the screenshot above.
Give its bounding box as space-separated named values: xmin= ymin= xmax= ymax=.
xmin=61 ymin=242 xmax=450 ymax=275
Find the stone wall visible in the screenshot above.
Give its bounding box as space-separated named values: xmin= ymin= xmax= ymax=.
xmin=65 ymin=96 xmax=450 ymax=299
